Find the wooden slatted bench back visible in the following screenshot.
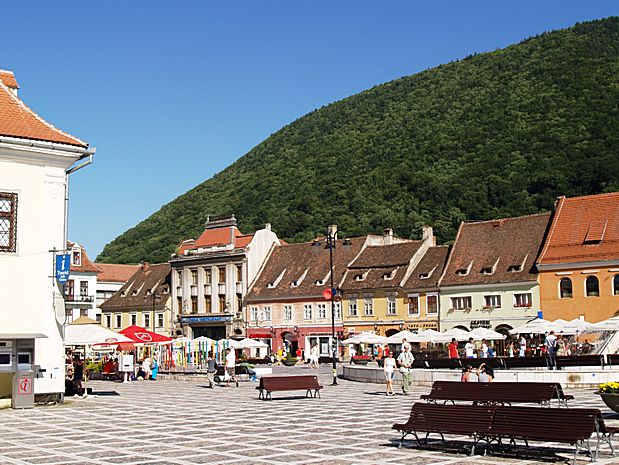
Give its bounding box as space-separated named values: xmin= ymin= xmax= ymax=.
xmin=260 ymin=375 xmax=321 ymax=391
xmin=402 ymin=403 xmax=495 ymax=435
xmin=423 ymin=381 xmax=560 ymax=404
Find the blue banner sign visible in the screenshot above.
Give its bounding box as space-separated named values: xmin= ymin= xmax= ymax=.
xmin=180 ymin=315 xmax=232 ymax=324
xmin=55 ymin=254 xmax=71 ymax=283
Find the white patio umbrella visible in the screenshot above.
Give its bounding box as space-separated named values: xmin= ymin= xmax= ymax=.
xmin=432 ymin=328 xmax=471 ymax=343
xmin=341 ymin=331 xmax=387 ymax=345
xmin=234 ymin=338 xmax=269 ymax=349
xmin=592 ymin=317 xmax=619 ymax=331
xmin=386 ymin=330 xmax=423 ymax=344
xmin=469 ymin=327 xmax=506 ymax=340
xmin=416 ymin=329 xmax=442 ymax=342
xmin=509 ymin=318 xmax=561 ymax=335
xmin=559 ymin=318 xmax=594 ymax=334
xmin=64 ymin=317 xmax=133 ymax=346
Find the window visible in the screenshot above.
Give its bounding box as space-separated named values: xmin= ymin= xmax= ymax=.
xmin=144 ymin=314 xmax=150 ymax=328
xmin=480 ymin=266 xmax=494 ymax=275
xmin=250 ymin=306 xmax=258 ymax=322
xmin=80 ymin=281 xmax=88 ymax=296
xmin=426 ymin=294 xmax=438 ymax=315
xmin=204 ymin=269 xmax=211 ymax=284
xmin=304 ymin=304 xmax=313 ymax=320
xmin=284 ymin=305 xmax=293 ymax=321
xmin=72 ymin=250 xmax=81 ymax=266
xmin=218 ymin=295 xmax=226 ymax=311
xmin=176 ymin=271 xmax=182 ymax=287
xmin=236 ymin=265 xmax=242 ymax=282
xmin=614 ymin=275 xmax=619 ymax=296
xmin=514 ymin=293 xmax=532 ymax=307
xmin=218 ymin=267 xmax=226 ymax=283
xmin=560 ymin=277 xmax=573 ymax=298
xmin=205 ymin=295 xmax=211 ymax=312
xmin=191 ymin=296 xmax=198 ymax=313
xmin=484 ymin=295 xmax=501 ymax=308
xmin=317 ymin=303 xmax=327 ymax=319
xmin=349 ymin=299 xmax=358 ymax=317
xmin=0 ymin=192 xmax=17 ymax=252
xmin=131 ymin=314 xmax=137 ymax=326
xmin=65 ymin=279 xmax=75 ymax=298
xmin=236 ymin=293 xmax=242 ymax=311
xmin=364 ymin=298 xmax=373 ymax=316
xmin=263 ymin=306 xmax=272 ymax=321
xmin=191 ymin=270 xmax=198 ymax=285
xmin=387 ymin=295 xmax=397 ymax=315
xmin=105 ymin=315 xmax=111 ymax=328
xmin=334 ymin=302 xmax=342 ymax=320
xmin=80 ymin=308 xmax=87 ymax=317
xmin=177 ymin=297 xmax=182 ymax=314
xmin=586 ymin=275 xmax=600 ymax=297
xmin=450 ymin=296 xmax=472 ymax=311
xmin=508 ymin=264 xmax=522 ymax=272
xmin=157 ymin=313 xmax=164 ymax=328
xmin=407 ymin=295 xmax=419 ymax=316
xmin=115 ymin=314 xmax=122 ymax=328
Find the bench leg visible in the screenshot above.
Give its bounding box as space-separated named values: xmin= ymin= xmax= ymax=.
xmin=470 ymin=434 xmax=477 ymax=456
xmin=315 ymin=389 xmax=321 ymax=399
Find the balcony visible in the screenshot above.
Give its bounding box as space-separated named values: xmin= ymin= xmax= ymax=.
xmin=65 ymin=295 xmax=95 ymax=303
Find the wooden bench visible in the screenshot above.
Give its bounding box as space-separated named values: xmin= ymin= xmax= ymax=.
xmin=420 ymin=381 xmax=572 ymax=407
xmin=393 ymin=403 xmax=611 ymax=463
xmin=256 ymin=375 xmax=322 ymax=400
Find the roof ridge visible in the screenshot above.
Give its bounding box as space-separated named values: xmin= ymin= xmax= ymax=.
xmin=463 ymin=212 xmax=550 ymax=225
xmin=0 ymin=80 xmax=87 ymax=147
xmin=564 ymin=191 xmax=619 ymax=201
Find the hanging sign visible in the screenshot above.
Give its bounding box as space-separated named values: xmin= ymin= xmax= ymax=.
xmin=55 ymin=254 xmax=71 ymax=284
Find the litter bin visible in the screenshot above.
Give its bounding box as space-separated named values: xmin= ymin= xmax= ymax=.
xmin=12 ymin=371 xmax=34 ymax=409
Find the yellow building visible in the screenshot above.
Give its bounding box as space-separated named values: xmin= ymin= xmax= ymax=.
xmin=537 ymin=193 xmax=619 ymax=322
xmin=101 ymin=263 xmax=173 ymax=336
xmin=341 ymin=228 xmax=441 ymax=337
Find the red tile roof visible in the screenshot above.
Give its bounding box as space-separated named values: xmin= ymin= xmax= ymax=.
xmin=404 ymin=245 xmax=450 ymax=290
xmin=101 ymin=263 xmax=171 ymax=311
xmin=440 ymin=213 xmax=551 ymax=286
xmin=538 ymin=192 xmax=619 ymax=266
xmin=67 ymin=242 xmax=101 ymax=274
xmin=178 ymin=227 xmax=254 ymax=255
xmin=246 ymin=238 xmax=365 ymax=301
xmin=0 ymin=72 xmax=87 ymax=147
xmin=96 ymin=263 xmax=141 ymax=283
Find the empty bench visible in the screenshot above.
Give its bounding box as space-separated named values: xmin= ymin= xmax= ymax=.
xmin=420 ymin=381 xmax=573 ymax=407
xmin=393 ymin=403 xmax=613 ymax=464
xmin=256 ymin=375 xmax=323 ymax=400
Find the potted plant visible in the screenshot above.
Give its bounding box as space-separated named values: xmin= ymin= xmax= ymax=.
xmin=282 ymin=352 xmax=298 ymax=366
xmin=351 ymin=355 xmax=371 ymax=366
xmin=596 ymin=382 xmax=619 ymax=413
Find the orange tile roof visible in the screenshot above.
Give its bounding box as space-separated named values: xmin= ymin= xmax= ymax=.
xmin=538 ymin=192 xmax=619 ymax=266
xmin=67 ymin=241 xmax=101 ymax=274
xmin=96 ymin=263 xmax=141 ymax=283
xmin=0 ymin=72 xmax=86 ymax=147
xmin=0 ymin=70 xmax=18 ymax=89
xmin=178 ymin=227 xmax=254 ymax=255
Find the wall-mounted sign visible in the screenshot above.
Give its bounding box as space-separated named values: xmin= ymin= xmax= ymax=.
xmin=181 ymin=315 xmax=232 ymax=324
xmin=55 ymin=254 xmax=71 ymax=284
xmin=470 ymin=320 xmax=491 ymax=329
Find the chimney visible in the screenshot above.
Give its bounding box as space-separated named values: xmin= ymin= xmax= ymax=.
xmin=383 ymin=228 xmax=393 ymax=245
xmin=422 ymin=225 xmax=435 ymax=246
xmin=328 ymin=224 xmax=338 ymax=240
xmin=142 ymin=261 xmax=150 ymax=272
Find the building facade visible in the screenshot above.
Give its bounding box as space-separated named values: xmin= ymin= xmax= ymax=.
xmin=537 ymin=193 xmax=619 ymax=322
xmin=101 ymin=263 xmax=172 ymax=336
xmin=0 ymin=69 xmax=94 ymax=398
xmin=95 ymin=263 xmax=141 ymax=321
xmin=438 ymin=213 xmax=551 ymax=334
xmin=170 ymin=215 xmax=280 ymax=340
xmin=245 ymin=233 xmax=365 ymax=356
xmin=340 ymin=227 xmax=435 ymax=337
xmin=64 ymin=242 xmax=100 ymax=323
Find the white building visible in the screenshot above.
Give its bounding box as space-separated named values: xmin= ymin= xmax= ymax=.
xmin=64 ymin=242 xmax=100 ymax=322
xmin=0 ymin=69 xmax=94 ymax=399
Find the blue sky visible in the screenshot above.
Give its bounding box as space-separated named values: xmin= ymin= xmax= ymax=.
xmin=3 ymin=2 xmax=618 ymax=259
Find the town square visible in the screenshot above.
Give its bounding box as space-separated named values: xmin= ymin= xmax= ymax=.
xmin=1 ymin=2 xmax=619 ymax=465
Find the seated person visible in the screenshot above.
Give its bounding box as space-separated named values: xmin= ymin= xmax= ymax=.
xmin=103 ymin=359 xmax=114 ymax=374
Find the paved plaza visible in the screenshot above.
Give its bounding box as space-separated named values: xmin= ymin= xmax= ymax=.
xmin=1 ymin=366 xmax=619 ymax=465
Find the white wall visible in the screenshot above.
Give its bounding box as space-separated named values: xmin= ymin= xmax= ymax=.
xmin=0 ymin=143 xmax=85 ymax=395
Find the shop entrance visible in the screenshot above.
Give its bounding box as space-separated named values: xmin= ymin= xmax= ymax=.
xmin=192 ymin=326 xmax=226 ymax=340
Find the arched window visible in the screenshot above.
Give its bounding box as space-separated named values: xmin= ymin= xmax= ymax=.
xmin=614 ymin=275 xmax=619 ymax=296
xmin=586 ymin=275 xmax=600 ymax=297
xmin=560 ymin=278 xmax=573 ymax=299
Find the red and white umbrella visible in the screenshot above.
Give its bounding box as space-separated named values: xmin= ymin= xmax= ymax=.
xmin=120 ymin=325 xmax=172 ymax=344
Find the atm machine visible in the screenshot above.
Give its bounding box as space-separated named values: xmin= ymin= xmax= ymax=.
xmin=0 ymin=339 xmax=36 ymax=408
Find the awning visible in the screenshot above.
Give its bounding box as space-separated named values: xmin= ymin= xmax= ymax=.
xmin=0 ymin=333 xmax=47 ymax=339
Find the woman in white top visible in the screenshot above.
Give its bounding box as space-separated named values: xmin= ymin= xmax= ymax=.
xmin=383 ymin=352 xmax=397 ymax=396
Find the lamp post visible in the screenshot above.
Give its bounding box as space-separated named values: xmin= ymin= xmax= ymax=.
xmin=326 ymin=224 xmax=338 ymax=386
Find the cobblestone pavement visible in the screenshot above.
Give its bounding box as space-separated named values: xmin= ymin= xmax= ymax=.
xmin=1 ymin=365 xmax=619 ymax=465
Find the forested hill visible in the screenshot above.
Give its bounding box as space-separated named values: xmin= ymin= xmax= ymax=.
xmin=98 ymin=17 xmax=619 ymax=264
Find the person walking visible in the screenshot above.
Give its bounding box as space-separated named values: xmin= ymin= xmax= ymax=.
xmin=310 ymin=343 xmax=319 ymax=369
xmin=545 ymin=330 xmax=558 ymax=370
xmin=397 ymin=345 xmax=415 ymax=395
xmin=73 ymin=355 xmax=84 ymax=396
xmin=225 ymin=348 xmax=238 ymax=387
xmin=465 ymin=338 xmax=476 ymax=358
xmin=448 ymin=338 xmax=459 ymax=359
xmin=349 ymin=346 xmax=356 ymax=365
xmin=519 ymin=336 xmax=527 ymax=357
xmin=480 ymin=339 xmax=489 ymax=358
xmin=383 ymin=351 xmax=397 ymax=396
xmin=206 ymin=351 xmax=216 ymax=388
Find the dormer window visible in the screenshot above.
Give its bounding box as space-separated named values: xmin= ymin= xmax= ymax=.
xmin=267 ymin=269 xmax=286 ymax=289
xmin=584 ymin=220 xmax=607 ymax=244
xmin=120 ymin=290 xmax=127 ymax=297
xmin=132 ymin=290 xmax=138 ymax=296
xmin=419 ymin=265 xmax=437 ymax=280
xmin=480 ymin=267 xmax=493 ymax=275
xmin=146 ymin=289 xmax=152 ymax=296
xmin=455 ymin=268 xmax=469 ymax=276
xmin=507 ymin=264 xmax=522 ymax=272
xmin=382 ymin=269 xmax=396 ymax=280
xmin=314 ymin=279 xmax=324 ymax=286
xmin=162 ymin=287 xmax=169 ymax=294
xmin=354 ymin=271 xmax=368 ymax=282
xmin=290 ymin=269 xmax=308 ymax=287
xmin=72 ymin=250 xmax=81 ymax=266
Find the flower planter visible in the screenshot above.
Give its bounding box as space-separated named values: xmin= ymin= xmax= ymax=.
xmin=282 ymin=359 xmax=298 ymax=366
xmin=596 ymin=391 xmax=619 ymax=413
xmin=352 ymin=358 xmax=370 ymax=366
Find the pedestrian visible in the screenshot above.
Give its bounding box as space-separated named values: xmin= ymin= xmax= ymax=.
xmin=465 ymin=338 xmax=476 ymax=358
xmin=460 ymin=365 xmax=472 ymax=382
xmin=296 ymin=347 xmax=302 ymax=360
xmin=384 ymin=345 xmax=390 ymax=357
xmin=477 ymin=363 xmax=494 ymax=382
xmin=545 ymin=331 xmax=558 ymax=370
xmin=225 ymin=348 xmax=238 ymax=387
xmin=73 ymin=355 xmax=84 ymax=396
xmin=506 ymin=341 xmax=514 ymax=358
xmin=519 ymin=335 xmax=527 ymax=357
xmin=481 ymin=339 xmax=489 ymax=358
xmin=310 ymin=343 xmax=319 ymax=368
xmin=142 ymin=356 xmax=152 ymax=380
xmin=150 ymin=357 xmax=159 ymax=380
xmin=349 ymin=346 xmax=356 ymax=365
xmin=401 ymin=338 xmax=411 ymax=352
xmin=377 ymin=345 xmax=383 ymax=360
xmin=448 ymin=338 xmax=459 ymax=359
xmin=206 ymin=351 xmax=216 ymax=388
xmin=396 ymin=345 xmax=415 ymax=395
xmin=383 ymin=351 xmax=396 ymax=396
xmin=556 ymin=335 xmax=566 ymax=356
